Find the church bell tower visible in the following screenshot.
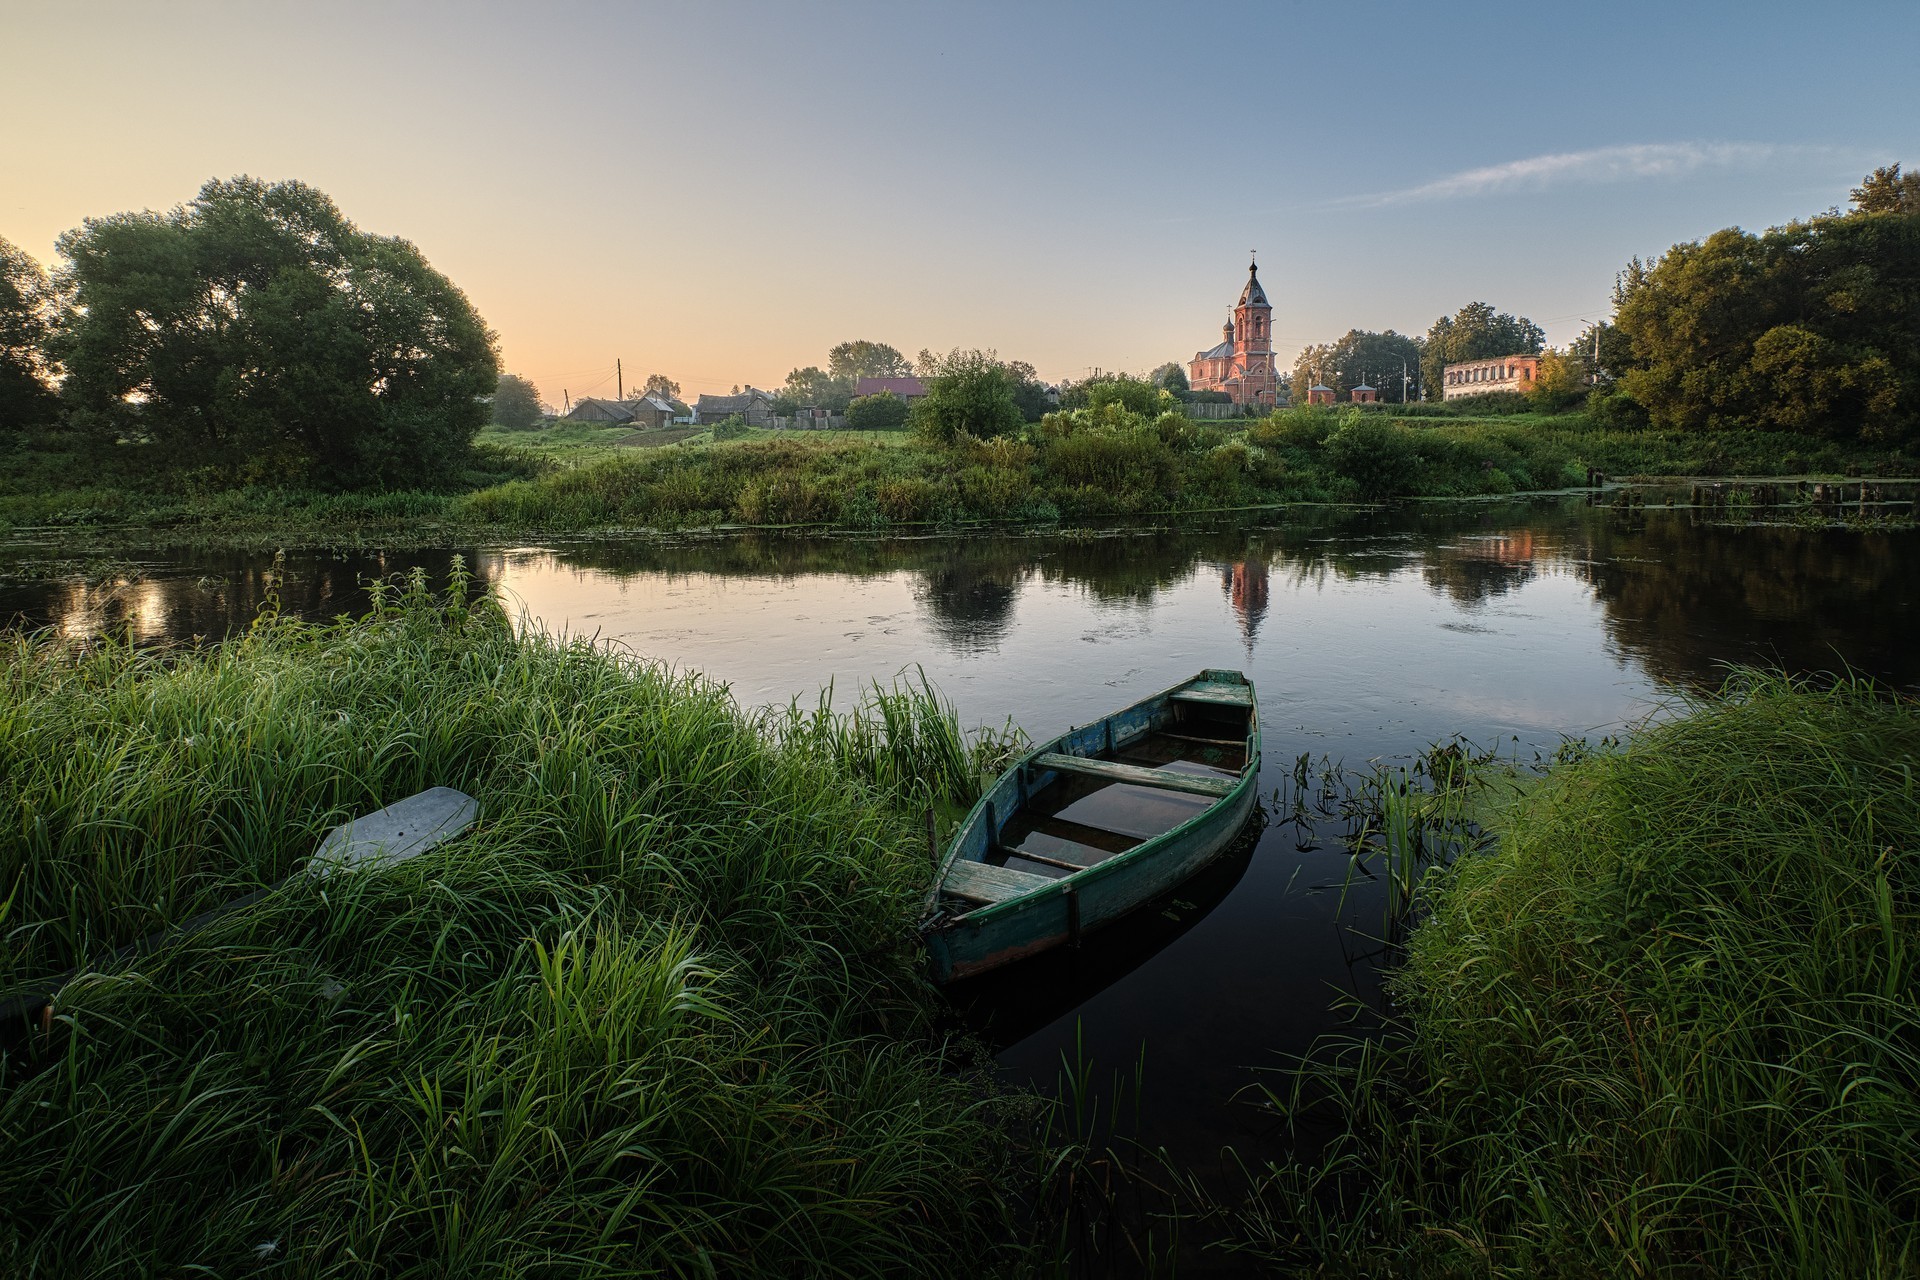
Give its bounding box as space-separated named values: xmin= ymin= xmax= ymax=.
xmin=1232 ymin=258 xmax=1276 ymax=406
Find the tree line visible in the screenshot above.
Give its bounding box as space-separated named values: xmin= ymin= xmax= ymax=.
xmin=1 ymin=177 xmax=498 ymax=487
xmin=1259 ymin=164 xmax=1918 ymax=445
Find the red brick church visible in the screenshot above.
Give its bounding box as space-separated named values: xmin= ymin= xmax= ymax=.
xmin=1188 ymin=260 xmax=1282 ymax=408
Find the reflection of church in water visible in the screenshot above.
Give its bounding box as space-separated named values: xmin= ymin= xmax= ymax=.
xmin=1220 ymin=559 xmax=1270 ymax=655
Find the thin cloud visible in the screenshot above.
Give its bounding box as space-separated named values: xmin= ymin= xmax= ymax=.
xmin=1343 ymin=142 xmax=1831 ymax=208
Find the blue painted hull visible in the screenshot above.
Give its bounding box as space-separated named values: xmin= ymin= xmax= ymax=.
xmin=924 ymin=669 xmax=1260 ymax=982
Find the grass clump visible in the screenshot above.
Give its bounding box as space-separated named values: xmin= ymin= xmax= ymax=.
xmin=0 ymin=569 xmax=1026 ymax=1276
xmin=1236 ymin=673 xmax=1920 ymax=1276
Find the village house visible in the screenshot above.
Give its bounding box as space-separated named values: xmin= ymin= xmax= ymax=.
xmin=1442 ymin=355 xmax=1540 ymax=400
xmin=562 ymin=397 xmax=636 ymax=424
xmin=629 ymin=394 xmax=678 ymax=428
xmin=852 ymin=376 xmax=928 ymax=405
xmin=561 ymin=394 xmax=680 ymax=427
xmin=694 ymin=388 xmax=776 ymax=425
xmin=1187 ymin=260 xmax=1283 ymax=410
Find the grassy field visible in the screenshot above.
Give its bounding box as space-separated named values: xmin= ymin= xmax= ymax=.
xmin=0 ymin=571 xmax=1035 ymax=1276
xmin=3 ymin=407 xmax=1912 ymax=550
xmin=1233 ymin=673 xmax=1920 ymax=1277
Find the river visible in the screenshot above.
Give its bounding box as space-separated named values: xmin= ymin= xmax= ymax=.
xmin=4 ymin=493 xmax=1916 ymax=1209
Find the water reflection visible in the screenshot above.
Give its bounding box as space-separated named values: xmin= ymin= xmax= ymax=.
xmin=1 ymin=548 xmax=496 ymax=642
xmin=4 ymin=503 xmax=1916 ymax=703
xmin=1220 ymin=559 xmax=1269 ymax=654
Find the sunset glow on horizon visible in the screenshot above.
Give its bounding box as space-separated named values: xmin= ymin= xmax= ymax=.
xmin=5 ymin=0 xmax=1913 ymax=403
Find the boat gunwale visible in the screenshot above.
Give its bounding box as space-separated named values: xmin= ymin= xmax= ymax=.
xmin=925 ymin=669 xmax=1259 ymax=928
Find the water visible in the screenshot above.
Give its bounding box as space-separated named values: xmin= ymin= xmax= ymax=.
xmin=4 ymin=495 xmax=1918 ymax=1215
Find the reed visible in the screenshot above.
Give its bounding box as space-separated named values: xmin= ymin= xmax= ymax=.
xmin=1231 ymin=671 xmax=1920 ymax=1277
xmin=772 ymin=669 xmax=1027 ymax=819
xmin=0 ymin=570 xmax=1028 ymax=1276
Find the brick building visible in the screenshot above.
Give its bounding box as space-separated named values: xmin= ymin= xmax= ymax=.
xmin=1188 ymin=261 xmax=1283 ymax=409
xmin=1442 ymin=354 xmax=1540 ymax=400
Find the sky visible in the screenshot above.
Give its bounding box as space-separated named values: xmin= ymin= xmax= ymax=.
xmin=4 ymin=0 xmax=1916 ymax=403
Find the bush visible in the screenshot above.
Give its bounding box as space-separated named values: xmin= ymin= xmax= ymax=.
xmin=1246 ymin=404 xmax=1342 ymax=451
xmin=1586 ymin=387 xmax=1650 ymax=428
xmin=711 ymin=415 xmax=751 ymax=441
xmin=909 ymin=350 xmax=1025 ymax=443
xmin=1439 ymin=390 xmax=1532 ymax=416
xmin=846 ymin=391 xmax=909 ymax=430
xmin=1323 ymin=414 xmax=1422 ymax=498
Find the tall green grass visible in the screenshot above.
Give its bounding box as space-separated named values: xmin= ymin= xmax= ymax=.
xmin=1232 ymin=673 xmax=1920 ymax=1277
xmin=0 ymin=569 xmax=1027 ymax=1276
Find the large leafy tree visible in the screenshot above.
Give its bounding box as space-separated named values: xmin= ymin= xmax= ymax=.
xmin=1004 ymin=359 xmax=1052 ymax=422
xmin=0 ymin=237 xmax=59 ymax=430
xmin=827 ymin=339 xmax=911 ymax=381
xmin=778 ymin=364 xmax=852 ymax=412
xmin=56 ymin=177 xmax=498 ymax=485
xmin=491 ymin=373 xmax=544 ymax=429
xmin=641 ymin=372 xmax=680 ymax=400
xmin=1294 ymin=329 xmax=1425 ymax=404
xmin=1851 ymin=164 xmax=1920 ymax=215
xmin=910 ymin=349 xmax=1025 ymax=442
xmin=1149 ymin=361 xmax=1189 ymax=394
xmin=1613 ymin=172 xmax=1920 ymax=443
xmin=1420 ymin=303 xmax=1543 ymax=397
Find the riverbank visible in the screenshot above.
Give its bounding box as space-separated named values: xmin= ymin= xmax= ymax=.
xmin=1235 ymin=672 xmax=1920 ymax=1276
xmin=3 ymin=409 xmax=1912 ymax=551
xmin=0 ymin=573 xmax=1031 ymax=1277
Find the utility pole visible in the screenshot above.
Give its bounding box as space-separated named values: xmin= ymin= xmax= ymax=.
xmin=563 ymin=389 xmax=570 ymax=414
xmin=617 ymin=359 xmax=623 ymax=401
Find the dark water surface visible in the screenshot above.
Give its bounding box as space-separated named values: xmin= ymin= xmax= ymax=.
xmin=4 ymin=496 xmax=1918 ymax=1206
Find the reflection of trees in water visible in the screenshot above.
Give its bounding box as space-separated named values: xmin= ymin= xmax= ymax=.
xmin=1 ymin=549 xmax=494 ymax=644
xmin=912 ymin=563 xmax=1023 ymax=652
xmin=1568 ymin=513 xmax=1920 ymax=690
xmin=13 ymin=505 xmax=1916 ymax=695
xmin=1419 ymin=530 xmax=1541 ymax=605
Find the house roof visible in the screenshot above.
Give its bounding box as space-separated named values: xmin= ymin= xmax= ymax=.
xmin=694 ymin=390 xmax=772 ymax=412
xmin=1196 ymin=341 xmax=1233 ymax=360
xmin=637 ymin=394 xmax=677 ymax=413
xmin=853 ymin=376 xmax=927 ymax=398
xmin=564 ymin=397 xmax=637 ymax=422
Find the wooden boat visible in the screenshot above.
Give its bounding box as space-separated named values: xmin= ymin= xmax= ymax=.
xmin=922 ymin=669 xmax=1260 ymax=982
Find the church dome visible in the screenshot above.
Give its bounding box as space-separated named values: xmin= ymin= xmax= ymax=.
xmin=1238 ymin=260 xmax=1269 ymax=307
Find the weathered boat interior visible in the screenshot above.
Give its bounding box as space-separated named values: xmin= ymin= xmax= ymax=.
xmin=941 ymin=685 xmax=1253 ymax=909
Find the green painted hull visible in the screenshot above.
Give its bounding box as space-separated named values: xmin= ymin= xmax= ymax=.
xmin=924 ymin=669 xmax=1260 ymax=983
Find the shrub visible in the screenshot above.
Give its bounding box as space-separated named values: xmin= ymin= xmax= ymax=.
xmin=874 ymin=476 xmax=940 ymax=523
xmin=1323 ymin=415 xmax=1422 ymax=498
xmin=910 ymin=350 xmax=1024 ymax=443
xmin=1247 ymin=404 xmax=1342 ymax=451
xmin=711 ymin=415 xmax=751 ymax=441
xmin=1441 ymin=390 xmax=1532 ymax=416
xmin=846 ymin=391 xmax=909 ymax=430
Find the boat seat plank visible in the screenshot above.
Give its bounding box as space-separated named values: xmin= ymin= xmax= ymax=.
xmin=1159 ymin=731 xmax=1246 ymax=748
xmin=994 ymin=845 xmax=1084 ymax=873
xmin=1033 ymin=752 xmax=1236 ymax=798
xmin=943 ymin=859 xmax=1055 ymax=905
xmin=1170 ymin=687 xmax=1254 ymax=708
xmin=1026 ymin=813 xmax=1142 ymax=855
